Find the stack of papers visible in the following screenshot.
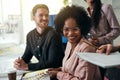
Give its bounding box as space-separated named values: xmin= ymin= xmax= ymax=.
xmin=76 ymin=52 xmax=120 ymax=68
xmin=22 ymin=69 xmax=50 ymax=80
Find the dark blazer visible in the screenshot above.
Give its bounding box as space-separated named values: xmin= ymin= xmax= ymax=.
xmin=22 ymin=27 xmax=64 ymax=70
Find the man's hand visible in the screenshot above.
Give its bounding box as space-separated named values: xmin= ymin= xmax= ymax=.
xmin=13 ymin=57 xmax=28 ymax=70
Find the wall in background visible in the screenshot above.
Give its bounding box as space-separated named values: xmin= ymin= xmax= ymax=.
xmin=0 ymin=0 xmax=22 ymax=44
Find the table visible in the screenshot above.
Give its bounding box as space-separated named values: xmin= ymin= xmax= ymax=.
xmin=0 ymin=44 xmax=24 ymax=80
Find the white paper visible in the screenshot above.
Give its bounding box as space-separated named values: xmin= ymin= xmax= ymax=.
xmin=76 ymin=52 xmax=120 ymax=68
xmin=22 ymin=69 xmax=50 ymax=80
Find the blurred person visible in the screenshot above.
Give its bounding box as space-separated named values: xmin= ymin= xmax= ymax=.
xmin=84 ymin=0 xmax=120 ymax=79
xmin=84 ymin=0 xmax=120 ymax=46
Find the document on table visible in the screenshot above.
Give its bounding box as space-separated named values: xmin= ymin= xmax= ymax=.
xmin=22 ymin=69 xmax=50 ymax=80
xmin=76 ymin=52 xmax=120 ymax=68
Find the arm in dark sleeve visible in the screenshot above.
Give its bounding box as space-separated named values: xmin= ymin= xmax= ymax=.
xmin=45 ymin=32 xmax=64 ymax=67
xmin=22 ymin=34 xmax=33 ymax=64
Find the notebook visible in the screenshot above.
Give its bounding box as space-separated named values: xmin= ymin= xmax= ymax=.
xmin=76 ymin=52 xmax=120 ymax=68
xmin=21 ymin=69 xmax=50 ymax=80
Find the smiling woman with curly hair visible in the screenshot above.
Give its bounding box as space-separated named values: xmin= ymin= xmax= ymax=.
xmin=48 ymin=5 xmax=102 ymax=80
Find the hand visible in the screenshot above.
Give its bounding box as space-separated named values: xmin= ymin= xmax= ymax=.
xmin=88 ymin=38 xmax=99 ymax=46
xmin=48 ymin=70 xmax=59 ymax=79
xmin=96 ymin=44 xmax=112 ymax=55
xmin=13 ymin=57 xmax=28 ymax=70
xmin=48 ymin=68 xmax=61 ymax=71
xmin=117 ymin=65 xmax=120 ymax=68
xmin=48 ymin=68 xmax=61 ymax=79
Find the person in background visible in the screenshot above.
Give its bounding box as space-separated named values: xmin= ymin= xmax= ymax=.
xmin=84 ymin=0 xmax=120 ymax=46
xmin=13 ymin=4 xmax=64 ymax=71
xmin=84 ymin=0 xmax=120 ymax=79
xmin=48 ymin=5 xmax=101 ymax=80
xmin=96 ymin=43 xmax=120 ymax=80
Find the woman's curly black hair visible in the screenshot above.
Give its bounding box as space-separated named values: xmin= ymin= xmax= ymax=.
xmin=54 ymin=5 xmax=92 ymax=37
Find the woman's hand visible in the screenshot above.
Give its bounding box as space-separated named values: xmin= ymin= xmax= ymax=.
xmin=96 ymin=44 xmax=112 ymax=55
xmin=48 ymin=68 xmax=61 ymax=79
xmin=88 ymin=38 xmax=99 ymax=46
xmin=48 ymin=70 xmax=59 ymax=79
xmin=48 ymin=68 xmax=61 ymax=71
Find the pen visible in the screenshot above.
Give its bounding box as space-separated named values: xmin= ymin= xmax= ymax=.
xmin=83 ymin=40 xmax=101 ymax=50
xmin=17 ymin=56 xmax=22 ymax=66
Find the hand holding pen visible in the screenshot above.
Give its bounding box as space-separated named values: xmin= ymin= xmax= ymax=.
xmin=13 ymin=57 xmax=28 ymax=70
xmin=87 ymin=33 xmax=100 ymax=46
